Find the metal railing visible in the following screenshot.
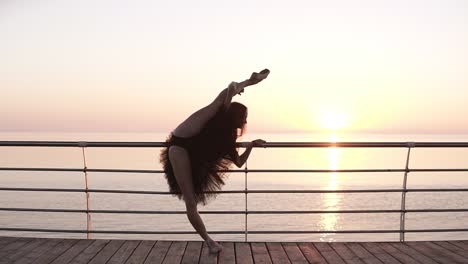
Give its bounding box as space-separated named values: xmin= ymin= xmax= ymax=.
xmin=1 ymin=140 xmax=468 ymax=242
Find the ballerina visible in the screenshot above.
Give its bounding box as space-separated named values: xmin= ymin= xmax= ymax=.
xmin=160 ymin=69 xmax=270 ymax=253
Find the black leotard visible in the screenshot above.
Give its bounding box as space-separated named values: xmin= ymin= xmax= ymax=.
xmin=167 ymin=134 xmax=195 ymax=149
xmin=160 ymin=131 xmax=235 ymax=205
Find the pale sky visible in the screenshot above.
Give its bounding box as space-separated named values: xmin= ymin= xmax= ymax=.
xmin=1 ymin=0 xmax=467 ymax=134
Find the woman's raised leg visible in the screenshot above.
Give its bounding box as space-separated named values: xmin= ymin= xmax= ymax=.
xmin=172 ymin=71 xmax=269 ymax=138
xmin=168 ymin=146 xmax=223 ymax=253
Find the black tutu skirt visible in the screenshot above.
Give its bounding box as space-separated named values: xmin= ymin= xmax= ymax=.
xmin=159 ymin=133 xmax=234 ymax=205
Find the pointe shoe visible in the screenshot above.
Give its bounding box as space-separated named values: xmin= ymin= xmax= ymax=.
xmin=250 ymin=68 xmax=270 ymax=84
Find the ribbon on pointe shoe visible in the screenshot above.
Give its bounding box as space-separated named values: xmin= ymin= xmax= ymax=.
xmin=228 ymin=81 xmax=241 ymax=95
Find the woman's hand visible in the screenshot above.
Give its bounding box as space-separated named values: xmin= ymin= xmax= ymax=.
xmin=241 ymin=139 xmax=266 ymax=148
xmin=236 ymin=139 xmax=267 ymax=167
xmin=251 ymin=139 xmax=267 ymax=147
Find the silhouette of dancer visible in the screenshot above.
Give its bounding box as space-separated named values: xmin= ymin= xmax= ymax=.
xmin=160 ymin=69 xmax=270 ymax=253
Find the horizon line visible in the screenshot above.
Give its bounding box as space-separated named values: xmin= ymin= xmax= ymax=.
xmin=1 ymin=129 xmax=468 ymax=136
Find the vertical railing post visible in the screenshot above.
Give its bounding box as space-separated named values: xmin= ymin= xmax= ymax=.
xmin=79 ymin=142 xmax=91 ymax=239
xmin=244 ymin=160 xmax=248 ymax=242
xmin=400 ymin=142 xmax=414 ymax=242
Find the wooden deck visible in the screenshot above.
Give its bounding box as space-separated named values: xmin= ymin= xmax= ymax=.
xmin=0 ymin=237 xmax=467 ymax=264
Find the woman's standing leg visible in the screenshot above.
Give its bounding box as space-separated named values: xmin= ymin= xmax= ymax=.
xmin=168 ymin=146 xmax=223 ymax=253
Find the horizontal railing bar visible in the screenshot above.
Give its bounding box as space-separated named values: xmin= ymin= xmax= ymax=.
xmin=1 ymin=227 xmax=467 ymax=234
xmin=238 ymin=169 xmax=468 ymax=173
xmin=0 ymin=168 xmax=164 ymax=173
xmin=2 ymin=141 xmax=468 ymax=148
xmin=2 ymin=167 xmax=468 ymax=173
xmin=249 ymin=229 xmax=468 ymax=234
xmin=231 ymin=169 xmax=468 ymax=173
xmin=0 ymin=168 xmax=81 ymax=172
xmin=1 ymin=187 xmax=468 ymax=194
xmin=0 ymin=187 xmax=172 ymax=194
xmin=266 ymin=142 xmax=468 ymax=148
xmin=246 ymin=189 xmax=468 ymax=193
xmin=0 ymin=141 xmax=166 ymax=147
xmin=1 ymin=208 xmax=467 ymax=214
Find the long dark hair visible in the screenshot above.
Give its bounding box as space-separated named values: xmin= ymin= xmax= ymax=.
xmin=197 ymin=102 xmax=248 ymax=160
xmin=226 ymin=102 xmax=248 ymax=137
xmin=160 ymin=102 xmax=249 ymax=205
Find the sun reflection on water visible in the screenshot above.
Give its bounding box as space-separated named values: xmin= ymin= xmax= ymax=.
xmin=319 ymin=133 xmax=343 ymax=242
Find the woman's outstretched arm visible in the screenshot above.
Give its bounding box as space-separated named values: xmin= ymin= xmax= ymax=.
xmin=230 ymin=139 xmax=266 ymax=168
xmin=173 ymin=70 xmax=269 ymax=138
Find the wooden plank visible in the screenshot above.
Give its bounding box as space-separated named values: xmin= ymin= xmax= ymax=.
xmin=88 ymin=240 xmax=125 ymax=264
xmin=266 ymin=242 xmax=290 ymax=264
xmin=50 ymin=239 xmax=95 ymax=264
xmin=388 ymin=243 xmax=438 ymax=264
xmin=448 ymin=240 xmax=468 ymax=251
xmin=218 ymin=242 xmax=235 ymax=264
xmin=199 ymin=242 xmax=218 ymax=264
xmin=422 ymin=241 xmax=468 ymax=263
xmin=162 ymin=241 xmax=187 ymax=264
xmin=126 ymin=240 xmax=156 ymax=264
xmin=406 ymin=242 xmax=456 ymax=264
xmin=68 ymin=239 xmax=109 ymax=264
xmin=5 ymin=237 xmax=468 ymax=264
xmin=361 ymin=243 xmax=400 ymax=264
xmin=12 ymin=238 xmax=62 ymax=264
xmin=313 ymin=242 xmax=346 ymax=264
xmin=0 ymin=237 xmax=33 ymax=257
xmin=235 ymin=242 xmax=253 ymax=264
xmin=282 ymin=242 xmax=308 ymax=263
xmin=106 ymin=240 xmax=140 ymax=264
xmin=34 ymin=238 xmax=79 ymax=264
xmin=1 ymin=238 xmax=47 ymax=264
xmin=376 ymin=243 xmax=419 ymax=264
xmin=297 ymin=242 xmax=328 ymax=264
xmin=434 ymin=241 xmax=468 ymax=259
xmin=181 ymin=241 xmax=202 ymax=264
xmin=251 ymin=242 xmax=272 ymax=264
xmin=144 ymin=241 xmax=172 ymax=264
xmin=345 ymin=243 xmax=383 ymax=264
xmin=329 ymin=243 xmax=365 ymax=264
xmin=0 ymin=237 xmax=19 ymax=249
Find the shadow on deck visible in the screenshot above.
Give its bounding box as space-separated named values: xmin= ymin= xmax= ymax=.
xmin=1 ymin=236 xmax=468 ymax=263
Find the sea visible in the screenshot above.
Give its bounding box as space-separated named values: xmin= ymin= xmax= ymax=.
xmin=1 ymin=132 xmax=467 ymax=242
